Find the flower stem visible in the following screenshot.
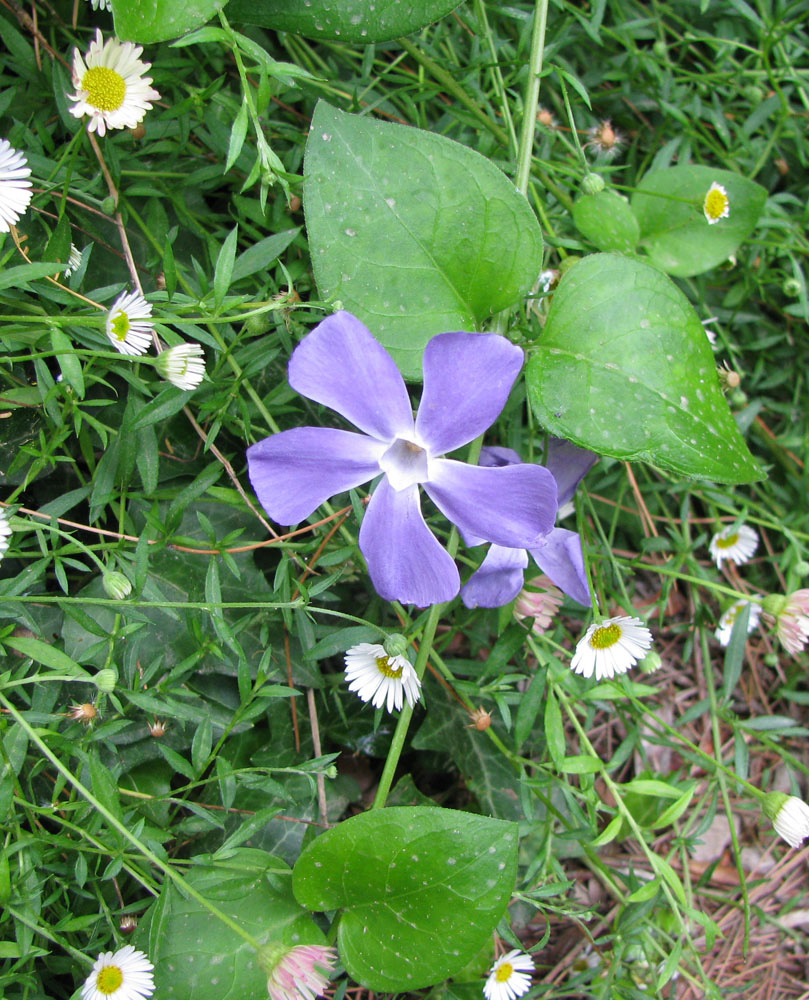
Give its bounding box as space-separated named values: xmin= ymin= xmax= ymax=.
xmin=515 ymin=0 xmax=550 ymax=198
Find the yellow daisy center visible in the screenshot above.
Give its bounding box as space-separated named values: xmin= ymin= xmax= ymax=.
xmin=590 ymin=623 xmax=621 ymax=650
xmin=82 ymin=66 xmax=126 ymax=112
xmin=375 ymin=655 xmax=403 ymax=679
xmin=96 ymin=964 xmax=124 ymax=994
xmin=110 ymin=311 xmax=131 ymax=341
xmin=704 ymin=187 xmax=729 ymax=221
xmin=715 ymin=532 xmax=738 ymax=549
xmin=495 ymin=962 xmax=514 ymax=983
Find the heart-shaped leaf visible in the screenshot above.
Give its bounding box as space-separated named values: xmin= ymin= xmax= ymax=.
xmin=227 ymin=0 xmax=461 ymax=42
xmin=112 ymin=0 xmax=230 ymax=44
xmin=304 ymin=101 xmax=543 ymax=378
xmin=572 ymin=189 xmax=639 ymax=253
xmin=524 ymin=253 xmax=761 ymax=484
xmin=292 ymin=806 xmax=518 ymax=990
xmin=631 ymin=165 xmax=766 ymax=277
xmin=136 ymin=849 xmax=328 ymax=1000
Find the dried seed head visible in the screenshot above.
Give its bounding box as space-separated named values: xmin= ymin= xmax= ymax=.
xmin=68 ymin=703 xmax=98 ymax=724
xmin=537 ymin=107 xmax=556 ymax=128
xmin=468 ymin=706 xmax=492 ymax=731
xmin=119 ymin=915 xmax=138 ymax=934
xmin=148 ymin=718 xmax=168 ymax=738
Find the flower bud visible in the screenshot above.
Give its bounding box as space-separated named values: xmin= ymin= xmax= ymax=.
xmin=763 ymin=791 xmax=809 ymax=848
xmin=93 ymin=669 xmax=117 ymax=693
xmin=795 ymin=560 xmax=809 ymax=577
xmin=782 ymin=277 xmax=802 ymax=297
xmin=383 ymin=633 xmax=409 ymax=658
xmin=638 ymin=650 xmax=662 ymax=674
xmin=102 ymin=570 xmax=132 ymax=600
xmin=580 ymin=172 xmax=606 ymax=196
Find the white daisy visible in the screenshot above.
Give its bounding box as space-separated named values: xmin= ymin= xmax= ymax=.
xmin=155 ymin=343 xmax=206 ymax=390
xmin=105 ymin=290 xmax=153 ymax=356
xmin=0 ymin=508 xmax=11 ymax=561
xmin=0 ymin=138 xmax=33 ymax=233
xmin=484 ymin=950 xmax=534 ymax=1000
xmin=64 ymin=243 xmax=83 ymax=277
xmin=68 ymin=29 xmax=160 ymax=137
xmin=703 ymin=182 xmax=730 ymax=224
xmin=86 ymin=0 xmax=112 ymax=10
xmin=344 ymin=642 xmax=421 ymax=713
xmin=570 ymin=615 xmax=653 ymax=681
xmin=714 ymin=598 xmax=761 ymax=647
xmin=709 ymin=523 xmax=758 ymax=568
xmin=81 ymin=945 xmax=154 ymax=1000
xmin=765 ymin=793 xmax=809 ymax=849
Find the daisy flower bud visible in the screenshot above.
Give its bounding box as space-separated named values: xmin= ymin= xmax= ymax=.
xmin=708 ymin=523 xmax=758 ymax=569
xmin=102 ymin=570 xmax=132 ymax=600
xmin=344 ymin=642 xmax=421 ymax=713
xmin=703 ymin=182 xmax=730 ymax=224
xmin=0 ymin=138 xmax=33 ymax=232
xmin=570 ymin=615 xmax=653 ymax=681
xmin=69 ymin=29 xmax=160 ymax=137
xmin=81 ymin=945 xmax=154 ymax=1000
xmin=763 ymin=589 xmax=809 ymax=657
xmin=106 ymin=290 xmax=154 ymax=356
xmin=762 ymin=792 xmax=809 ymax=849
xmin=93 ymin=668 xmax=117 ymax=693
xmin=580 ymin=172 xmax=606 ymax=195
xmin=484 ymin=949 xmax=534 ymax=1000
xmin=155 ymin=343 xmax=206 ymax=390
xmin=257 ymin=942 xmax=336 ymax=1000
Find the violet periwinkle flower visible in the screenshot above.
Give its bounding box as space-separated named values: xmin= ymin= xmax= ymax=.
xmin=460 ymin=441 xmax=596 ymax=609
xmin=246 ymin=312 xmax=557 ymax=606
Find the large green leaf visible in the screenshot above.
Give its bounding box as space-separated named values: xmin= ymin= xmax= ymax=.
xmin=524 ymin=253 xmax=761 ymax=484
xmin=304 ymin=102 xmax=543 ymax=378
xmin=227 ymin=0 xmax=461 ymax=42
xmin=572 ymin=189 xmax=640 ymax=253
xmin=293 ymin=806 xmax=518 ymax=990
xmin=112 ymin=0 xmax=230 ymax=43
xmin=631 ymin=165 xmax=766 ymax=277
xmin=136 ymin=849 xmax=327 ymax=1000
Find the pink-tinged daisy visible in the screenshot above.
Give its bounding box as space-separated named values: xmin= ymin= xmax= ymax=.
xmin=703 ymin=182 xmax=730 ymax=224
xmin=69 ymin=29 xmax=160 ymax=136
xmin=514 ymin=576 xmax=564 ymax=635
xmin=81 ymin=945 xmax=154 ymax=1000
xmin=763 ymin=792 xmax=809 ymax=849
xmin=709 ymin=523 xmax=758 ymax=568
xmin=0 ymin=138 xmax=33 ymax=232
xmin=484 ymin=949 xmax=534 ymax=1000
xmin=571 ymin=615 xmax=653 ymax=681
xmin=344 ymin=642 xmax=421 ymax=713
xmin=259 ymin=943 xmax=337 ymax=1000
xmin=763 ymin=589 xmax=809 ymax=657
xmin=714 ymin=598 xmax=762 ymax=647
xmin=105 ymin=290 xmax=153 ymax=356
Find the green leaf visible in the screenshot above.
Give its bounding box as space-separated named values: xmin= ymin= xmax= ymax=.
xmin=137 ymin=849 xmax=328 ymax=1000
xmin=2 ymin=635 xmax=91 ymax=678
xmin=631 ymin=165 xmax=767 ymax=276
xmin=572 ymin=189 xmax=640 ymax=253
xmin=49 ymin=329 xmax=85 ymax=399
xmin=304 ymin=102 xmax=543 ymax=378
xmin=227 ymin=0 xmax=461 ymax=43
xmin=525 ymin=253 xmax=762 ymax=484
xmin=214 ymin=225 xmax=239 ymax=312
xmin=0 ymin=263 xmax=64 ymax=291
xmin=292 ymin=806 xmax=518 ymax=990
xmin=111 ymin=0 xmax=230 ymax=44
xmin=225 ymin=99 xmax=249 ymax=173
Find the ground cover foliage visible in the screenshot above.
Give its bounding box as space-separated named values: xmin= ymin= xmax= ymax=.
xmin=1 ymin=0 xmax=809 ymax=997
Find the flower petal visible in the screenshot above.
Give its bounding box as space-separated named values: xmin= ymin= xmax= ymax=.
xmin=545 ymin=438 xmax=598 ymax=507
xmin=425 ymin=460 xmax=557 ymax=548
xmin=415 ymin=332 xmax=524 ymax=454
xmin=530 ymin=528 xmax=591 ymax=606
xmin=247 ymin=427 xmax=383 ymax=524
xmin=460 ymin=545 xmax=528 ymax=608
xmin=288 ymin=312 xmax=414 ymax=441
xmin=359 ymin=478 xmax=459 ymax=606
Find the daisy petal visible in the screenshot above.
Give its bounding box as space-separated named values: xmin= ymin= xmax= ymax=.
xmin=288 ymin=311 xmax=415 ymax=440
xmin=425 ymin=460 xmax=557 ymax=548
xmin=359 ymin=478 xmax=459 ymax=606
xmin=415 ymin=332 xmax=524 ymax=454
xmin=247 ymin=427 xmax=384 ymax=524
xmin=461 ymin=544 xmax=528 ymax=609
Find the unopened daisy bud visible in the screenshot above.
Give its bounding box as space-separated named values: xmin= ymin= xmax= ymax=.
xmin=514 ymin=576 xmax=563 ymax=636
xmin=571 ymin=615 xmax=653 ymax=681
xmin=383 ymin=632 xmax=408 ymax=658
xmin=93 ymin=668 xmax=117 ymax=693
xmin=106 ymin=290 xmax=153 ymax=356
xmin=344 ymin=642 xmax=421 ymax=713
xmin=638 ymin=650 xmax=662 ymax=674
xmin=0 ymin=139 xmax=33 ymax=233
xmin=764 ymin=589 xmax=809 ymax=657
xmin=709 ymin=523 xmax=758 ymax=568
xmin=484 ymin=949 xmax=534 ymax=1000
xmin=795 ymin=561 xmax=809 ymax=577
xmin=763 ymin=791 xmax=809 ymax=848
xmin=580 ymin=172 xmax=606 ymax=195
xmin=783 ymin=277 xmax=802 ymax=297
xmin=703 ymin=182 xmax=730 ymax=224
xmin=258 ymin=942 xmax=337 ymax=1000
xmin=102 ymin=570 xmax=132 ymax=600
xmin=155 ymin=342 xmax=206 ymax=390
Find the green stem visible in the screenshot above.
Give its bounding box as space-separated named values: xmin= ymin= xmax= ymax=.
xmin=515 ymin=0 xmax=550 ymax=197
xmin=0 ymin=694 xmax=264 ymax=952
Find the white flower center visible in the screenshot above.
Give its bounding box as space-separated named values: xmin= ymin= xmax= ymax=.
xmin=379 ymin=437 xmax=430 ymax=491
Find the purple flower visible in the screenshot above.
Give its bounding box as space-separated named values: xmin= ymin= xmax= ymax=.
xmin=247 ymin=312 xmax=557 ymax=606
xmin=460 ymin=441 xmax=596 ymax=609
